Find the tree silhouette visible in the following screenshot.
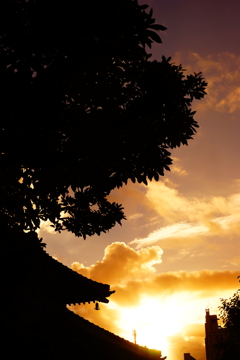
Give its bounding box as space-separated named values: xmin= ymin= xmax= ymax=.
xmin=1 ymin=2 xmax=207 ymax=358
xmin=0 ymin=0 xmax=207 ymax=239
xmin=217 ymin=283 xmax=240 ymax=360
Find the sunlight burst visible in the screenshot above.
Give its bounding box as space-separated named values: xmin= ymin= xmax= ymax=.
xmin=118 ymin=296 xmax=186 ymax=355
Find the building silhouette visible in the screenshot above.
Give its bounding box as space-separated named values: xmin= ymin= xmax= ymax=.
xmin=205 ymin=308 xmax=228 ymax=360
xmin=184 ymin=353 xmax=196 ymax=360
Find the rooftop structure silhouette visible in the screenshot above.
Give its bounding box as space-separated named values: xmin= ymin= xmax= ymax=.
xmin=205 ymin=308 xmax=228 ymax=360
xmin=2 ymin=228 xmax=164 ymax=359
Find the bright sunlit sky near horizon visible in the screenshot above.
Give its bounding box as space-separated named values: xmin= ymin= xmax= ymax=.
xmin=39 ymin=1 xmax=240 ymax=359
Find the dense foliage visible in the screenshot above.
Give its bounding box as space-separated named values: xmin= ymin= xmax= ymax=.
xmin=0 ymin=0 xmax=207 ymax=238
xmin=217 ymin=281 xmax=240 ymax=360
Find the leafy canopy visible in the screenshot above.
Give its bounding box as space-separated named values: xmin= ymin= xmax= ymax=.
xmin=219 ymin=288 xmax=240 ymax=332
xmin=217 ymin=280 xmax=240 ymax=360
xmin=0 ymin=0 xmax=207 ymax=238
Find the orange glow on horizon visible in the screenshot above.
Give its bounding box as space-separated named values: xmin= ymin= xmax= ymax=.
xmin=117 ymin=296 xmax=183 ymax=355
xmin=107 ymin=289 xmax=236 ymax=360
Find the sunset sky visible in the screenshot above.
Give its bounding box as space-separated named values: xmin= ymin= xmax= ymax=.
xmin=39 ymin=1 xmax=240 ymax=359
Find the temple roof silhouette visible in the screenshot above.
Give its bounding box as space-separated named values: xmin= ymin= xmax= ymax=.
xmin=2 ymin=229 xmax=163 ymax=359
xmin=31 ymin=239 xmax=115 ymax=306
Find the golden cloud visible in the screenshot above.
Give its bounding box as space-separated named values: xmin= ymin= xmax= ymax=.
xmin=171 ymin=157 xmax=189 ymax=177
xmin=72 ymin=242 xmax=239 ymax=306
xmin=150 ymin=270 xmax=239 ymax=297
xmin=171 ymin=165 xmax=188 ymax=176
xmin=145 ymin=180 xmax=239 ymax=223
xmin=38 ymin=219 xmax=56 ymax=235
xmin=72 ymin=242 xmax=163 ymax=285
xmin=183 ymin=323 xmax=205 ymax=338
xmin=167 ymin=332 xmax=205 ymax=360
xmin=110 ymin=270 xmax=239 ymax=305
xmin=129 ymin=180 xmax=240 ymax=248
xmin=216 ymin=86 xmax=240 ymax=113
xmin=173 ymin=51 xmax=240 ymax=113
xmin=70 ymin=242 xmax=239 ymax=357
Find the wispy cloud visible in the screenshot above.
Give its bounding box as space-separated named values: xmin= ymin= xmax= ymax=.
xmin=145 ymin=181 xmax=240 ymax=223
xmin=171 ymin=165 xmax=188 ymax=176
xmin=216 ymin=86 xmax=240 ymax=113
xmin=128 ymin=213 xmax=144 ymax=220
xmin=128 ymin=180 xmax=240 ymax=248
xmin=173 ymin=51 xmax=240 ymax=113
xmin=129 ymin=222 xmax=208 ymax=248
xmin=171 ymin=157 xmax=189 ymax=176
xmin=130 ymin=213 xmax=240 ymax=248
